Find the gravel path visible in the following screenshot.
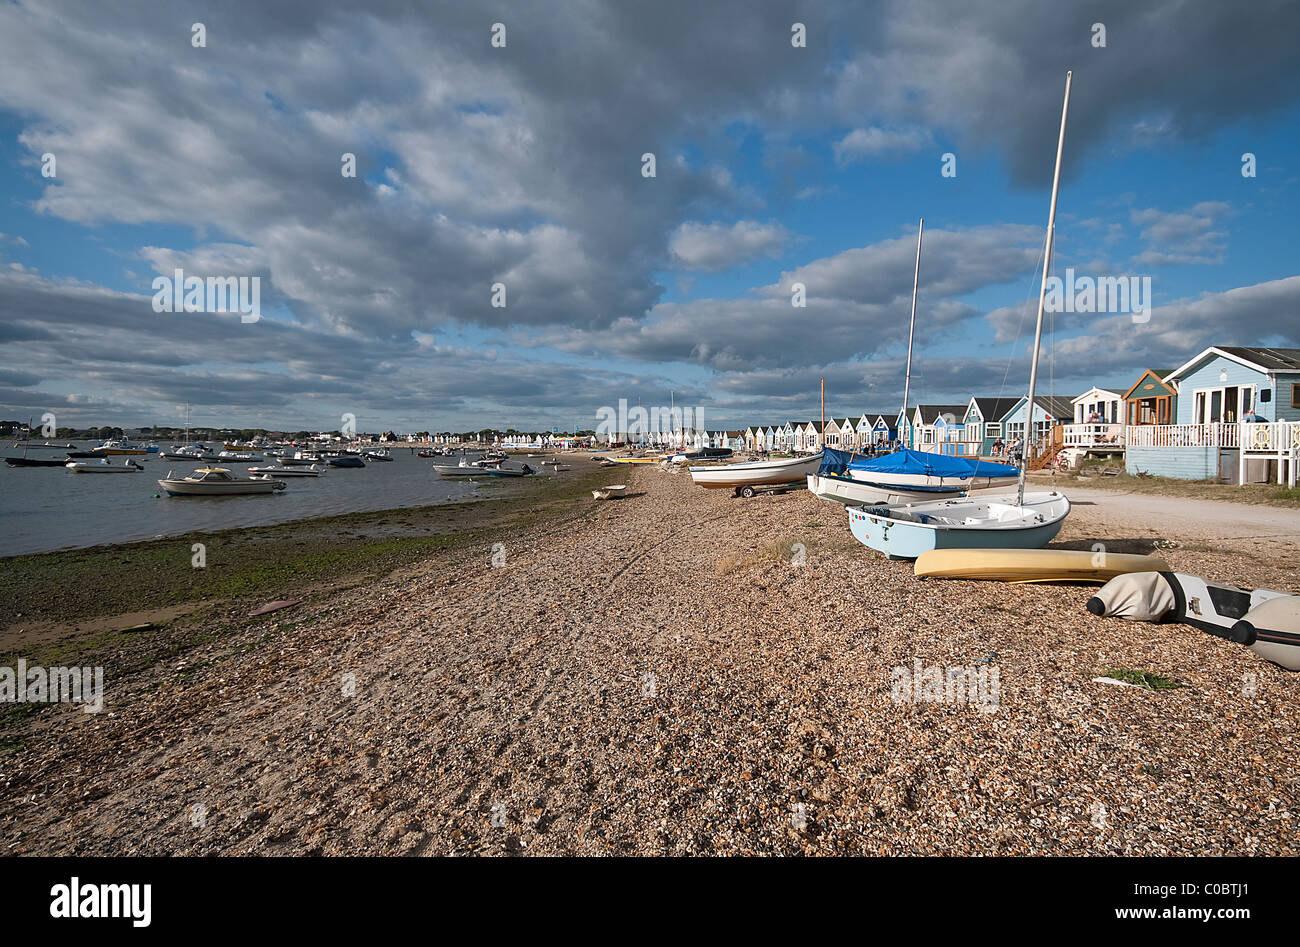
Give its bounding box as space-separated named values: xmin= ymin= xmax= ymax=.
xmin=3 ymin=464 xmax=1299 ymax=855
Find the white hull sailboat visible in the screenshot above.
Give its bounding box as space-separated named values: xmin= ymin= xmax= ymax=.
xmin=848 ymin=71 xmax=1076 ymax=559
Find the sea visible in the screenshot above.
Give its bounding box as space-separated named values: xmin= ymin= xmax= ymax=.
xmin=0 ymin=445 xmax=511 ymax=557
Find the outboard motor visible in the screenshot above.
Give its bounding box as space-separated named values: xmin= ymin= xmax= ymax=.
xmin=1087 ymin=572 xmax=1300 ymax=671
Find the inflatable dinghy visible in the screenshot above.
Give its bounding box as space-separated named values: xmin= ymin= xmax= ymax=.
xmin=914 ymin=548 xmax=1169 ymax=583
xmin=1087 ymin=572 xmax=1300 ymax=671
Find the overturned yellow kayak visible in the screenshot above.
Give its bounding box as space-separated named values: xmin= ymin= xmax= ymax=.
xmin=914 ymin=548 xmax=1170 ymax=584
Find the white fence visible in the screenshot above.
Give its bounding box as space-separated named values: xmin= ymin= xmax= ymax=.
xmin=1124 ymin=421 xmax=1300 ymax=451
xmin=1125 ymin=423 xmax=1241 ymax=448
xmin=1062 ymin=423 xmax=1125 ymax=448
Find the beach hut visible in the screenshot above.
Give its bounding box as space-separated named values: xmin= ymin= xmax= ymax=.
xmin=1126 ymin=346 xmax=1300 ymax=483
xmin=1123 ymin=369 xmax=1177 ymax=426
xmin=998 ymin=395 xmax=1076 ymax=458
xmin=963 ymin=397 xmax=1020 ymax=457
xmin=910 ymin=405 xmax=967 ymax=454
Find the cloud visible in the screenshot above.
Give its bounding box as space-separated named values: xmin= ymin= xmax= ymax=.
xmin=1131 ymin=201 xmax=1232 ymax=266
xmin=668 ymin=220 xmax=790 ymax=270
xmin=833 ymin=126 xmax=933 ymax=165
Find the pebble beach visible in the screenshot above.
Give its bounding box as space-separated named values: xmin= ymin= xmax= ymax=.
xmin=3 ymin=457 xmax=1299 ymax=855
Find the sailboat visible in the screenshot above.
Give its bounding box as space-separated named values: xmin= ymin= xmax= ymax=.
xmin=808 ymin=219 xmax=1021 ymax=505
xmin=846 ymin=71 xmax=1075 ymax=559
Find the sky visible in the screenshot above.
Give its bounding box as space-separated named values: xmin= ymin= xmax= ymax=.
xmin=1 ymin=0 xmax=1298 ymax=434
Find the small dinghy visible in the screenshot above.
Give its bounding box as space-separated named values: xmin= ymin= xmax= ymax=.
xmin=592 ymin=484 xmax=627 ymax=500
xmin=66 ymin=459 xmax=144 ymax=473
xmin=846 ymin=491 xmax=1070 ymax=559
xmin=1088 ymin=572 xmax=1300 ymax=671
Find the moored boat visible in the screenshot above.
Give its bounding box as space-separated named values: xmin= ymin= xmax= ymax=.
xmin=5 ymin=456 xmax=72 ymax=468
xmin=247 ymin=464 xmax=325 ymax=477
xmin=66 ymin=459 xmax=145 ymax=473
xmin=157 ymin=466 xmax=287 ymax=496
xmin=327 ymin=455 xmax=366 ymax=468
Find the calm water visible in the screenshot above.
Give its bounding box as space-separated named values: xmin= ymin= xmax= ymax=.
xmin=0 ymin=446 xmax=519 ymax=557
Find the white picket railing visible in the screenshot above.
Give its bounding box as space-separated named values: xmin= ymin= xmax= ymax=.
xmin=1062 ymin=423 xmax=1125 ymax=448
xmin=1123 ymin=421 xmax=1300 ymax=450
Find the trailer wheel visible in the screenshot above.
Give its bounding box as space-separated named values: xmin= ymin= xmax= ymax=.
xmin=739 ymin=485 xmax=756 ymax=499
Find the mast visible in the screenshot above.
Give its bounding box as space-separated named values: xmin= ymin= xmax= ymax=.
xmin=820 ymin=377 xmax=825 ymax=452
xmin=23 ymin=416 xmax=31 ymax=459
xmin=901 ymin=218 xmax=923 ymax=450
xmin=1018 ymin=70 xmax=1072 ymax=506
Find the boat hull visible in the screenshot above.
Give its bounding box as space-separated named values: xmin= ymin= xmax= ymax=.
xmin=807 ymin=472 xmax=963 ymax=505
xmin=689 ymin=453 xmax=822 ymax=488
xmin=5 ymin=457 xmax=70 ymax=468
xmin=847 ymin=492 xmax=1070 ymax=559
xmin=157 ymin=480 xmax=282 ymax=495
xmin=914 ymin=548 xmax=1170 ymax=583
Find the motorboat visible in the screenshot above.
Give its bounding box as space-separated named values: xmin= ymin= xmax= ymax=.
xmin=217 ymin=450 xmax=261 ymax=462
xmin=157 ymin=466 xmax=287 ymax=496
xmin=66 ymin=458 xmax=145 ymax=473
xmin=277 ymin=451 xmax=321 ymax=466
xmin=91 ymin=438 xmax=149 ymax=456
xmin=846 ymin=492 xmax=1071 ymax=559
xmin=247 ymin=464 xmax=325 ymax=477
xmin=432 ymin=458 xmax=500 ymax=478
xmin=688 ymin=452 xmax=823 ymax=489
xmin=362 ymin=448 xmax=394 ymax=462
xmin=327 ymin=455 xmax=366 ymax=468
xmin=484 ymin=463 xmax=534 ymax=477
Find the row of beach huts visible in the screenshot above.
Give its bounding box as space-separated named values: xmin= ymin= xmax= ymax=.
xmin=605 ymin=345 xmax=1300 ymax=487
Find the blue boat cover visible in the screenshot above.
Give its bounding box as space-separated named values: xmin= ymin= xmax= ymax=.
xmin=816 ymin=447 xmax=1018 ymax=480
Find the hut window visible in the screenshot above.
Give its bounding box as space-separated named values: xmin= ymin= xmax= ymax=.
xmin=1292 ymin=384 xmax=1300 ymax=408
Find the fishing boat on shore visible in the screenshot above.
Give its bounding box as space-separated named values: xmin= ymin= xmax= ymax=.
xmin=592 ymin=484 xmax=626 ymax=500
xmin=157 ymin=467 xmax=287 ymax=496
xmin=845 ymin=71 xmax=1077 ymax=559
xmin=66 ymin=458 xmax=145 ymax=473
xmin=689 ymin=452 xmax=823 ymax=489
xmin=485 ymin=463 xmax=534 ymax=477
